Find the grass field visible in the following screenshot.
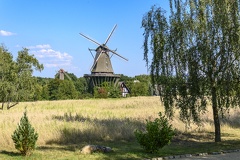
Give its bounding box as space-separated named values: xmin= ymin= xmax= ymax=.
xmin=1 ymin=96 xmax=240 ymax=160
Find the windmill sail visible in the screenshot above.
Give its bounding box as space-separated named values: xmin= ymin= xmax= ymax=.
xmin=80 ymin=25 xmax=128 ymax=94
xmin=104 ymin=24 xmax=117 ymax=45
xmin=80 ymin=24 xmax=128 ymax=74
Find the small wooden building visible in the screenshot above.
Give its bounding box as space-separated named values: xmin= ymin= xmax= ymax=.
xmin=119 ymin=82 xmax=130 ymax=97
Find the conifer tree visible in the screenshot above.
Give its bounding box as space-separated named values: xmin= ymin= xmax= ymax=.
xmin=12 ymin=110 xmax=38 ymax=156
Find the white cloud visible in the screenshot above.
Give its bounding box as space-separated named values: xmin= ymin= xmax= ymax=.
xmin=27 ymin=44 xmax=51 ymax=49
xmin=30 ymin=44 xmax=73 ymax=68
xmin=0 ymin=30 xmax=15 ymax=36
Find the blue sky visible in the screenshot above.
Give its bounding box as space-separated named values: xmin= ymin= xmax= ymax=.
xmin=0 ymin=0 xmax=169 ymax=78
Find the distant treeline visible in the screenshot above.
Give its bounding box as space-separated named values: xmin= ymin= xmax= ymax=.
xmin=0 ymin=45 xmax=153 ymax=110
xmin=34 ymin=74 xmax=153 ymax=101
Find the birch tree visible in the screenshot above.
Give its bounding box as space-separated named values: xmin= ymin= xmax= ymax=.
xmin=142 ymin=0 xmax=240 ymax=142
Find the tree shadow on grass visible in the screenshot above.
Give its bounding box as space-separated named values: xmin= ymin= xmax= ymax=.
xmin=164 ymin=131 xmax=240 ymax=156
xmin=46 ymin=113 xmax=240 ymax=159
xmin=52 ymin=112 xmax=88 ymax=122
xmin=48 ymin=112 xmax=145 ymax=145
xmin=38 ymin=145 xmax=77 ymax=152
xmin=0 ymin=150 xmax=20 ymax=157
xmin=46 ymin=113 xmax=149 ymax=159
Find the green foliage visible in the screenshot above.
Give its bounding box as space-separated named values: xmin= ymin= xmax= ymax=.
xmin=48 ymin=79 xmax=61 ymax=100
xmin=94 ymin=87 xmax=108 ymax=98
xmin=74 ymin=77 xmax=88 ymax=95
xmin=40 ymin=85 xmax=50 ymax=100
xmin=108 ymin=86 xmax=121 ymax=98
xmin=65 ymin=73 xmax=78 ymax=81
xmin=135 ymin=112 xmax=175 ymax=153
xmin=46 ymin=73 xmax=87 ymax=100
xmin=0 ymin=46 xmax=15 ymax=108
xmin=123 ymin=75 xmax=151 ymax=97
xmin=0 ymin=45 xmax=43 ymax=109
xmin=142 ymin=1 xmax=240 ymax=142
xmin=12 ymin=110 xmax=38 ymax=156
xmin=34 ymin=75 xmax=88 ymax=100
xmin=119 ymin=74 xmax=133 ymax=82
xmin=57 ymin=80 xmax=78 ymax=99
xmin=129 ymin=81 xmax=149 ymax=96
xmin=78 ymin=93 xmax=93 ymax=99
xmin=47 ymin=79 xmax=78 ymax=100
xmin=93 ymin=82 xmax=121 ymax=98
xmin=134 ymin=75 xmax=150 ymax=83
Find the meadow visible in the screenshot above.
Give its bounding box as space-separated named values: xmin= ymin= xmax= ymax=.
xmin=1 ymin=96 xmax=240 ymax=160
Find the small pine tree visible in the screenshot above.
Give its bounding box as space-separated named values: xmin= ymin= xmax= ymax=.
xmin=12 ymin=110 xmax=38 ymax=156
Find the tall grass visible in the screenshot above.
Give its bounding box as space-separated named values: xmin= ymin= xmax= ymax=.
xmin=0 ymin=97 xmax=163 ymax=148
xmin=0 ymin=96 xmax=240 ymax=159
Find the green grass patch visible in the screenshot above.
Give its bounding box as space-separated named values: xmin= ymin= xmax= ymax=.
xmin=1 ymin=133 xmax=240 ymax=160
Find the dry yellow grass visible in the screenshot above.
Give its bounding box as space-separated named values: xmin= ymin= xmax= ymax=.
xmin=0 ymin=96 xmax=240 ymax=151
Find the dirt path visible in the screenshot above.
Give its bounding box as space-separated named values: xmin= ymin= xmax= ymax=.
xmin=180 ymin=151 xmax=240 ymax=160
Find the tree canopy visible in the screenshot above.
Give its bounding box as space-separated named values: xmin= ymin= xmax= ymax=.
xmin=0 ymin=46 xmax=43 ymax=109
xmin=142 ymin=0 xmax=240 ymax=142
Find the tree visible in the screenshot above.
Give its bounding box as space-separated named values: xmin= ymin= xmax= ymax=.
xmin=123 ymin=75 xmax=151 ymax=97
xmin=142 ymin=0 xmax=240 ymax=142
xmin=57 ymin=80 xmax=78 ymax=99
xmin=0 ymin=46 xmax=43 ymax=109
xmin=129 ymin=81 xmax=149 ymax=96
xmin=119 ymin=74 xmax=132 ymax=82
xmin=48 ymin=79 xmax=61 ymax=100
xmin=0 ymin=46 xmax=15 ymax=109
xmin=48 ymin=79 xmax=78 ymax=100
xmin=12 ymin=110 xmax=38 ymax=156
xmin=66 ymin=73 xmax=78 ymax=81
xmin=134 ymin=75 xmax=151 ymax=83
xmin=74 ymin=77 xmax=88 ymax=95
xmin=41 ymin=85 xmax=50 ymax=100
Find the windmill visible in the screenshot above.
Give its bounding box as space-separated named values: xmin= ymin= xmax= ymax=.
xmin=80 ymin=24 xmax=128 ymax=92
xmin=56 ymin=68 xmax=72 ymax=80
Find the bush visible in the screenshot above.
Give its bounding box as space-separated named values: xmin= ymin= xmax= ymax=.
xmin=12 ymin=110 xmax=38 ymax=156
xmin=108 ymin=87 xmax=121 ymax=98
xmin=135 ymin=112 xmax=175 ymax=153
xmin=94 ymin=87 xmax=108 ymax=98
xmin=93 ymin=82 xmax=122 ymax=98
xmin=79 ymin=93 xmax=93 ymax=99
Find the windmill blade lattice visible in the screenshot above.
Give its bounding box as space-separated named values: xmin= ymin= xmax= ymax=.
xmin=90 ymin=50 xmax=103 ymax=72
xmin=104 ymin=24 xmax=117 ymax=45
xmin=79 ymin=33 xmax=102 ymax=46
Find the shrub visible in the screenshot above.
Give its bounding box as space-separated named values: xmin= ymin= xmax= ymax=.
xmin=93 ymin=82 xmax=122 ymax=98
xmin=12 ymin=110 xmax=38 ymax=156
xmin=135 ymin=112 xmax=175 ymax=153
xmin=94 ymin=87 xmax=108 ymax=98
xmin=79 ymin=93 xmax=93 ymax=99
xmin=108 ymin=87 xmax=121 ymax=98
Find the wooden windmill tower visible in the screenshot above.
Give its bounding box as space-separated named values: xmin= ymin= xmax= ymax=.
xmin=56 ymin=69 xmax=72 ymax=80
xmin=80 ymin=24 xmax=128 ymax=93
